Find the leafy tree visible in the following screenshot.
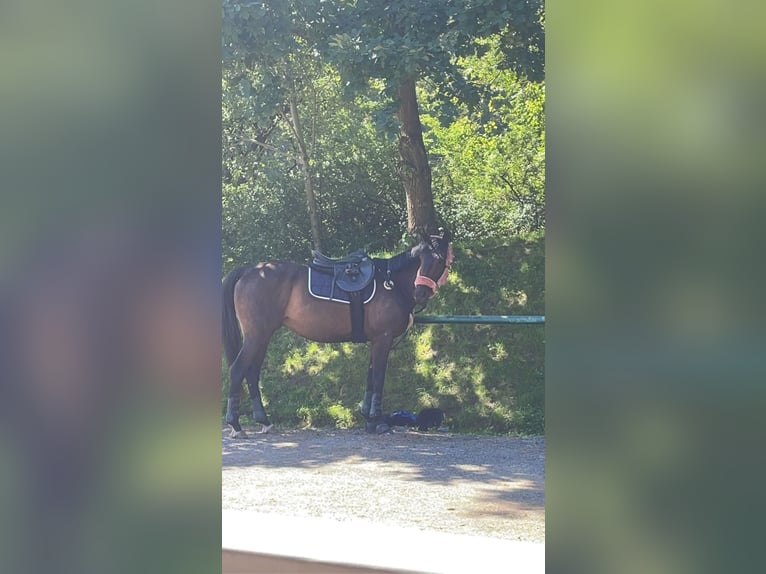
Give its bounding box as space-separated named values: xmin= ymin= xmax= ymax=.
xmin=222 ymin=4 xmax=409 ymax=269
xmin=222 ymin=0 xmax=333 ymax=250
xmin=223 ymin=70 xmax=409 ymax=270
xmin=222 ymin=0 xmax=544 ymax=239
xmin=421 ymin=36 xmax=545 ymax=242
xmin=324 ymin=0 xmax=544 ymax=235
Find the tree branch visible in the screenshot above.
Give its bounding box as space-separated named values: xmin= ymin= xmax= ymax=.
xmin=241 ymin=138 xmax=289 ymax=156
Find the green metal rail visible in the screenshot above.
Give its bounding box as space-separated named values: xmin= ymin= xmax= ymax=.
xmin=414 ymin=315 xmax=545 ymax=325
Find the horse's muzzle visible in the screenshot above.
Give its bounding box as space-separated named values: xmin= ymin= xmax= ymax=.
xmin=413 ymin=285 xmax=433 ymax=306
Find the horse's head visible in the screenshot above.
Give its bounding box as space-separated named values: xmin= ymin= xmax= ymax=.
xmin=412 ymin=228 xmax=453 ymax=306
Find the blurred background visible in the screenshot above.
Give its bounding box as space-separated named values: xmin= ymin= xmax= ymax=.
xmin=547 ymin=1 xmax=766 ymax=572
xmin=1 ymin=1 xmax=764 ymax=573
xmin=0 ymin=2 xmax=221 ymax=573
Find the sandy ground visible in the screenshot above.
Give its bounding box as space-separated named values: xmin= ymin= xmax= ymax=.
xmin=222 ymin=426 xmax=545 ymax=543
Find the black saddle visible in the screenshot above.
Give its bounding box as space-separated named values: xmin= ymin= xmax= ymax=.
xmin=311 ymin=250 xmax=375 ymax=292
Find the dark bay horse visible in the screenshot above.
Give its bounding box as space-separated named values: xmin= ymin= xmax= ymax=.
xmin=222 ymin=229 xmax=452 ymax=436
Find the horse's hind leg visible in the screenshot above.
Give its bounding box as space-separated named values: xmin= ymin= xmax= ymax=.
xmin=228 ymin=348 xmax=267 ymax=437
xmin=226 ymin=335 xmax=271 ymax=437
xmin=228 ymin=333 xmax=273 ymax=435
xmin=244 ymin=340 xmax=273 ymax=433
xmin=225 ymin=351 xmax=248 ymax=438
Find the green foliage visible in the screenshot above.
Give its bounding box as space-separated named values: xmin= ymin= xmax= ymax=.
xmin=222 ymin=67 xmax=408 ymax=271
xmin=422 ymin=37 xmax=545 ymax=242
xmin=325 ymin=0 xmax=545 ymax=87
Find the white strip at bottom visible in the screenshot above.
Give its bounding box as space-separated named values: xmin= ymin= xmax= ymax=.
xmin=222 ymin=510 xmax=544 ymax=574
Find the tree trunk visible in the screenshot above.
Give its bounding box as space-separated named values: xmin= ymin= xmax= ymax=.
xmin=288 ymin=92 xmax=323 ymax=252
xmin=397 ymin=77 xmax=437 ymax=236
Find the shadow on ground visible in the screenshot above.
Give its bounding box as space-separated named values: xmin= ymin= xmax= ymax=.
xmin=222 ymin=427 xmax=545 ymax=511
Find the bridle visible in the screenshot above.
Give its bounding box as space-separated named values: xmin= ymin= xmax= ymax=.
xmin=391 ymin=233 xmax=453 ymax=348
xmin=414 ymin=238 xmax=453 ymax=298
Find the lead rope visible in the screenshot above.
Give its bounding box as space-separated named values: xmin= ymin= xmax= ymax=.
xmin=390 ymin=312 xmax=415 ymax=351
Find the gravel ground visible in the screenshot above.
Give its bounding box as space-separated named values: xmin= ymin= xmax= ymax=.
xmin=222 ymin=426 xmax=545 ymax=543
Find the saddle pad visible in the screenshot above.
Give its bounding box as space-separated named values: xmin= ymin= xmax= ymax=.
xmin=308 ymin=267 xmax=376 ymax=304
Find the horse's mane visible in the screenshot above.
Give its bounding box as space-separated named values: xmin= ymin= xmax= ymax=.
xmin=372 ymin=249 xmax=417 ymax=274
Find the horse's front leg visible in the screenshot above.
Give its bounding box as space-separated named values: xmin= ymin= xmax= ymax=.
xmin=361 ymin=348 xmax=374 ymax=420
xmin=365 ymin=335 xmax=393 ymax=434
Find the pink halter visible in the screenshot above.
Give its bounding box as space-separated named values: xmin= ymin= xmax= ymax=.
xmin=414 ymin=244 xmax=453 ymax=294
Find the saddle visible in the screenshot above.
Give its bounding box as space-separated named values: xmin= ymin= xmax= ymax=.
xmin=309 ymin=249 xmax=376 ymax=343
xmin=310 ymin=250 xmax=375 ymax=293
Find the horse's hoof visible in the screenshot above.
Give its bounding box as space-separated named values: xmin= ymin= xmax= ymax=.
xmin=229 ymin=429 xmax=248 ymax=439
xmin=258 ymin=423 xmax=273 ymax=434
xmin=376 ymin=423 xmax=390 ymax=434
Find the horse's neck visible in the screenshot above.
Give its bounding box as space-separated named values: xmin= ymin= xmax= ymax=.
xmin=393 ymin=260 xmax=418 ymax=299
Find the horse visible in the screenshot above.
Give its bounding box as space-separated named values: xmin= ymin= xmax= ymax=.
xmin=222 ymin=228 xmax=453 ymax=436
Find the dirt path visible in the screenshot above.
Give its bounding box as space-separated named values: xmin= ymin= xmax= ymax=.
xmin=222 ymin=427 xmax=545 ymax=543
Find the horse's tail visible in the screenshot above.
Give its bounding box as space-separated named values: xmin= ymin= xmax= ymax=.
xmin=222 ymin=266 xmax=249 ymax=367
